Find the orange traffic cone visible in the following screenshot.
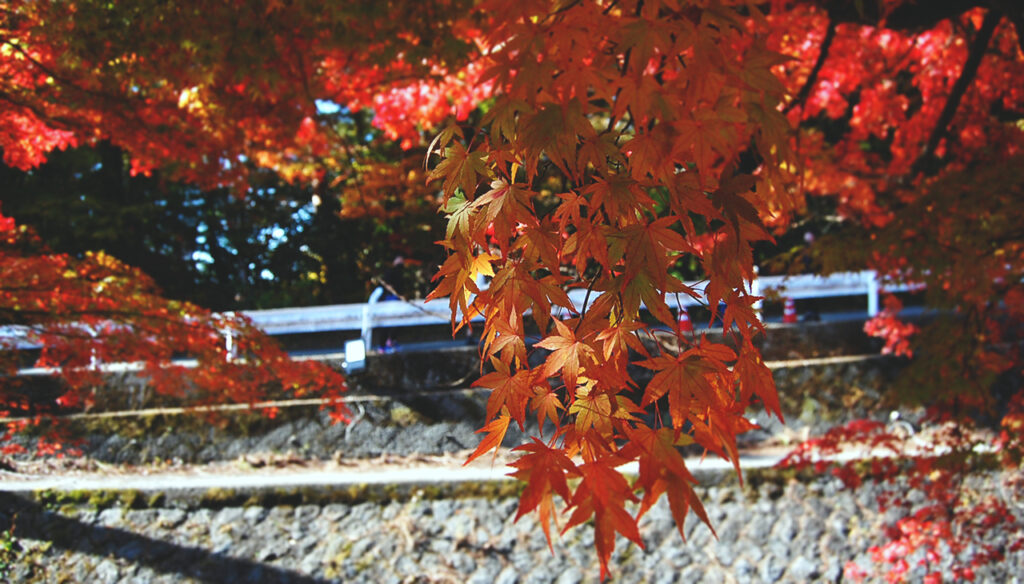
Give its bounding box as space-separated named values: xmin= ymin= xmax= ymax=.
xmin=783 ymin=297 xmax=798 ymax=323
xmin=677 ymin=307 xmax=693 ymax=332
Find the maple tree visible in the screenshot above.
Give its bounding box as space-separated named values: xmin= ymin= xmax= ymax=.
xmin=758 ymin=2 xmax=1024 ymax=581
xmin=2 ymin=0 xmax=1024 ymax=580
xmin=423 ymin=1 xmax=1023 ymax=578
xmin=0 ymin=206 xmax=349 ymax=453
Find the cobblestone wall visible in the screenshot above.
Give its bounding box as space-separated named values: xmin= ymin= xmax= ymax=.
xmin=8 ymin=354 xmax=903 ymax=466
xmin=5 ymin=473 xmax=1022 ymax=583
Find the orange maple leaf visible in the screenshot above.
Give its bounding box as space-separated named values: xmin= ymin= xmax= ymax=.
xmin=530 ymin=386 xmax=565 ymax=436
xmin=428 ymin=142 xmax=488 ymax=199
xmin=473 ymin=358 xmax=536 ymax=425
xmin=481 ymin=309 xmax=528 ymax=366
xmin=568 ymin=385 xmax=614 ymax=436
xmin=722 ymin=291 xmax=766 ymax=341
xmin=536 ymin=319 xmax=594 ymax=391
xmin=509 ymin=439 xmax=579 ymax=550
xmin=564 ymin=457 xmax=644 ymax=580
xmin=737 ymin=340 xmax=783 ymax=422
xmin=622 ymin=426 xmax=715 ymax=542
xmin=637 ymin=353 xmax=714 ymax=428
xmin=465 ymin=411 xmax=511 ymax=465
xmin=595 ymin=316 xmax=649 ymax=361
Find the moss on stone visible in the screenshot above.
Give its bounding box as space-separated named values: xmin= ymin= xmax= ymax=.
xmin=198 ymin=488 xmax=246 ymax=508
xmin=34 ymin=488 xmax=164 ymax=512
xmin=742 ymin=465 xmax=819 ymax=498
xmin=387 ymin=404 xmax=425 ymax=427
xmin=36 ymin=489 xmax=91 ymax=510
xmin=324 ymin=540 xmax=355 ymax=579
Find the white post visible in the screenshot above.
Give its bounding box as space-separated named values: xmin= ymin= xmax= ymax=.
xmin=88 ymin=326 xmax=99 ymax=370
xmin=224 ymin=329 xmax=235 ymax=361
xmin=362 ymin=286 xmax=385 ymax=351
xmin=866 ymin=270 xmax=880 ymax=316
xmin=223 ymin=311 xmax=235 ymax=361
xmin=751 ymin=266 xmax=762 ymax=317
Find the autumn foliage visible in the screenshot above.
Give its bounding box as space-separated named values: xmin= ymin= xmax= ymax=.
xmin=1 ymin=209 xmax=348 ymax=454
xmin=2 ymin=0 xmax=1024 ymax=579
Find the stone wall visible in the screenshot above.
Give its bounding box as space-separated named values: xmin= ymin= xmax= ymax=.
xmin=5 ymin=319 xmax=1022 ymax=583
xmin=8 ymin=353 xmax=902 ymax=465
xmin=5 ymin=471 xmax=1022 ymax=583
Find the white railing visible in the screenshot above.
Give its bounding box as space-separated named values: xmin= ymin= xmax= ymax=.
xmin=0 ymin=325 xmax=39 ymax=351
xmin=4 ymin=270 xmax=917 ymax=363
xmin=242 ymin=270 xmax=917 ymax=343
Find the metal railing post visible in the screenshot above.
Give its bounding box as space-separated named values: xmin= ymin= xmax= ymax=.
xmin=866 ymin=271 xmax=880 ymax=316
xmin=88 ymin=325 xmax=99 ymax=370
xmin=222 ymin=311 xmax=236 ymax=361
xmin=362 ymin=286 xmax=384 ymax=351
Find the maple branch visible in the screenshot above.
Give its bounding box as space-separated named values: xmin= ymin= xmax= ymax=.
xmin=0 ymin=40 xmax=170 ymax=139
xmin=784 ymin=17 xmax=836 ymax=115
xmin=0 ymin=89 xmax=80 ymax=132
xmin=292 ymin=43 xmax=317 ymax=108
xmin=910 ymin=8 xmax=1001 ymax=178
xmin=1 ymin=40 xmax=116 ymax=104
xmin=549 ymin=0 xmax=583 ymax=18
